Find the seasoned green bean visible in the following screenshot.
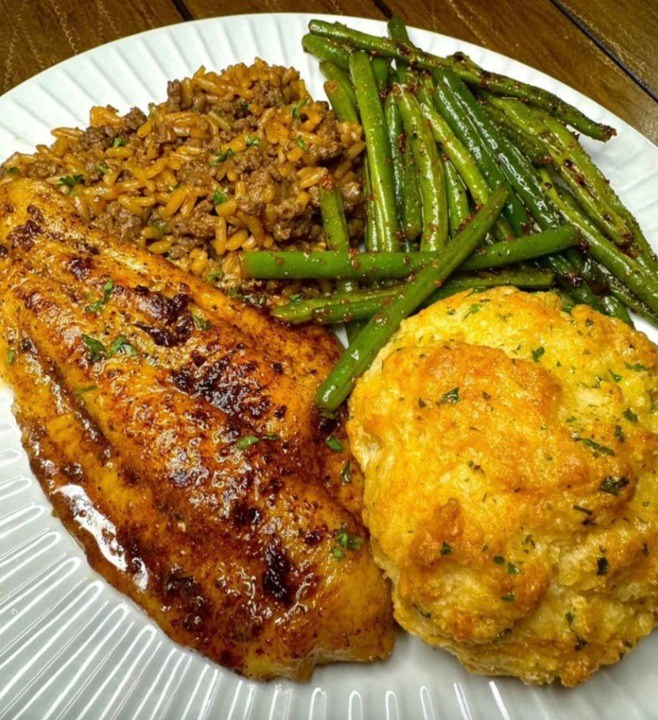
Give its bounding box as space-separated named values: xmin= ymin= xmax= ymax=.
xmin=319 ymin=60 xmax=358 ymax=108
xmin=273 ymin=268 xmax=555 ymax=324
xmin=395 ymin=85 xmax=449 ymax=251
xmin=302 ymin=33 xmax=351 ymax=70
xmin=324 ymin=81 xmax=359 ymax=124
xmin=444 ymin=159 xmax=470 ymax=236
xmin=242 ymin=226 xmax=580 ymax=280
xmin=432 ymin=69 xmax=530 ymax=235
xmin=350 ymin=52 xmax=400 ymax=251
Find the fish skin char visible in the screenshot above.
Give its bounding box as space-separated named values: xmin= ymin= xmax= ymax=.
xmin=0 ymin=178 xmax=394 ymax=681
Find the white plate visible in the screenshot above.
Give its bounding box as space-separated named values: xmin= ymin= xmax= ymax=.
xmin=1 ymin=13 xmax=657 ymax=720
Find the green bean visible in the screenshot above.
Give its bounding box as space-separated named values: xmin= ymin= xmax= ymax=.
xmin=542 ymin=114 xmax=634 ymax=237
xmin=274 ymin=268 xmax=555 ymax=324
xmin=384 ymin=92 xmax=405 ymax=224
xmin=479 ymin=97 xmax=551 ymax=166
xmin=349 ymin=52 xmax=400 ymax=251
xmin=302 ymin=34 xmax=351 ymax=71
xmin=444 ymin=159 xmax=470 ymax=236
xmin=601 ymin=296 xmax=634 ymax=326
xmin=319 ymin=183 xmax=351 ymax=254
xmin=363 ymin=164 xmax=379 ymax=252
xmin=395 ymin=85 xmax=448 ymax=250
xmin=538 ymin=169 xmax=658 ymax=315
xmin=439 ymin=69 xmax=561 ymax=230
xmin=324 ymin=81 xmax=359 ymax=124
xmin=372 ymin=57 xmax=391 ymax=94
xmin=307 ymin=20 xmax=615 ymax=140
xmin=387 ymin=17 xmax=416 ymax=85
xmin=402 ymin=142 xmax=423 ymax=241
xmin=541 ymin=113 xmax=658 ymax=271
xmin=432 ymin=70 xmax=530 ymax=235
xmin=387 ymin=16 xmax=411 ymax=44
xmin=462 ymin=226 xmax=579 ymax=271
xmin=241 ymin=226 xmax=580 ymax=280
xmin=315 ymin=186 xmax=508 ymax=411
xmin=544 ymin=251 xmax=602 ymax=310
xmin=345 ymin=319 xmax=366 ymax=344
xmin=319 ymin=61 xmax=358 ymax=109
xmin=431 ymin=72 xmax=603 ymax=309
xmin=592 ymin=261 xmax=658 ymax=326
xmin=489 ymin=97 xmax=645 ymax=257
xmin=319 ymin=182 xmax=362 ymax=340
xmin=416 ymin=86 xmax=515 ymax=242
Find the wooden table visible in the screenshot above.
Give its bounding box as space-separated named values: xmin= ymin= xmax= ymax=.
xmin=1 ymin=0 xmax=656 ymax=145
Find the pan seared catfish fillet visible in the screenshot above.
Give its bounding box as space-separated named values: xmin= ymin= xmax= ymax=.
xmin=0 ymin=178 xmax=363 ymax=515
xmin=0 ymin=181 xmax=394 ymax=681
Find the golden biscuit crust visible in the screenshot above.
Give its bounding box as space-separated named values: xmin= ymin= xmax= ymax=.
xmin=348 ymin=287 xmax=658 ymax=686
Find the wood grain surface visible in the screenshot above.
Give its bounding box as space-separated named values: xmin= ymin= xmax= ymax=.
xmin=0 ymin=0 xmax=181 ymax=93
xmin=0 ymin=0 xmax=656 ymax=146
xmin=555 ymin=0 xmax=658 ymax=100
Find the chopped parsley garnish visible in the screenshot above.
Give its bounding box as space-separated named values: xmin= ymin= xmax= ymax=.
xmin=82 ymin=333 xmax=137 ymax=362
xmin=335 ymin=527 xmax=363 ymax=551
xmin=615 ymin=425 xmax=625 ymax=442
xmin=206 ymin=268 xmax=224 ymax=283
xmin=596 ymin=556 xmax=609 ymax=576
xmin=212 ymin=189 xmax=228 ymax=205
xmin=501 ymin=593 xmax=515 ymax=602
xmin=81 ymin=334 xmax=107 ymax=363
xmin=86 ymin=279 xmax=115 ymax=314
xmin=493 ymin=555 xmax=505 ymax=565
xmin=573 ymin=504 xmax=592 ymax=516
xmin=439 ymin=387 xmax=460 ymax=405
xmin=235 ymin=435 xmax=260 ymax=450
xmin=211 ymin=148 xmax=235 ymax=165
xmin=531 ymin=346 xmax=545 ymax=362
xmin=625 ymin=362 xmax=646 ymax=372
xmin=74 ymin=385 xmax=98 ymax=396
xmin=295 ymin=136 xmax=309 ymax=151
xmin=7 ymin=347 xmax=15 ymax=365
xmin=440 ymin=542 xmax=452 ymax=556
xmin=325 ymin=436 xmax=343 ymax=452
xmin=464 ymin=303 xmax=482 ymax=318
xmin=234 ymin=433 xmax=277 ymax=451
xmin=291 ymin=97 xmax=308 ymax=120
xmin=565 ymin=611 xmax=575 ymax=625
xmin=599 ymin=476 xmax=630 ymax=495
xmin=572 ymin=433 xmax=615 ymax=456
xmin=148 ymin=219 xmax=168 ymax=237
xmin=57 ymin=173 xmax=84 ymax=189
xmin=609 ymin=369 xmax=622 ymax=382
xmin=507 ymin=562 xmax=520 ymax=574
xmin=340 ymin=460 xmax=351 ymax=484
xmin=112 ymin=135 xmax=127 ymax=147
xmin=331 ymin=547 xmax=346 ymax=560
xmin=108 ymin=335 xmax=136 ymax=357
xmin=623 ymin=407 xmax=638 ymax=423
xmin=418 ymin=398 xmax=427 ymax=408
xmin=245 ymin=136 xmax=260 ymax=147
xmin=3 ymin=166 xmax=19 ymax=175
xmin=192 ymin=314 xmax=212 ymax=331
xmin=95 ymin=162 xmax=109 ymax=175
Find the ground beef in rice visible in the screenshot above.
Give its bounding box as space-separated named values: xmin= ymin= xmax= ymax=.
xmin=1 ymin=59 xmax=366 ymax=296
